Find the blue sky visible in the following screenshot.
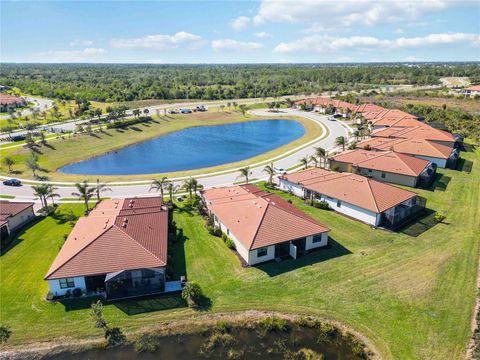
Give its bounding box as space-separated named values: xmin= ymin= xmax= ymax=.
xmin=1 ymin=0 xmax=479 ymax=63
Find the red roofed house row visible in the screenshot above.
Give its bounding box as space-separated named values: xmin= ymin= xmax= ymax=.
xmin=371 ymin=125 xmax=459 ymax=148
xmin=294 ymin=97 xmax=357 ymax=117
xmin=0 ymin=200 xmax=35 ymax=242
xmin=45 ymin=197 xmax=171 ymax=300
xmin=201 ymin=184 xmax=330 ymax=265
xmin=0 ymin=93 xmax=26 ymax=112
xmin=329 ymin=149 xmax=436 ymax=188
xmin=356 ymin=137 xmax=459 ymax=169
xmin=279 ymin=168 xmax=424 ymax=228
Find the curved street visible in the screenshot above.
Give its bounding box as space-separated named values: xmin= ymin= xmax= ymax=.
xmin=0 ymin=109 xmax=351 ymax=202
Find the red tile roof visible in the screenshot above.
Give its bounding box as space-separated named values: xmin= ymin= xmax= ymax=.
xmin=354 ymin=104 xmax=385 ymax=113
xmin=356 ymin=137 xmax=454 ymax=159
xmin=201 ymin=184 xmax=329 ymax=250
xmin=0 ymin=93 xmax=25 ymax=106
xmin=0 ymin=201 xmax=34 ymax=226
xmin=294 ymin=97 xmax=357 ymax=111
xmin=45 ymin=197 xmax=168 ymax=280
xmin=282 ymin=168 xmax=417 ymax=213
xmin=464 ymin=85 xmax=480 ymax=91
xmin=371 ymin=125 xmax=456 ymax=143
xmin=330 ymin=149 xmax=431 ymax=177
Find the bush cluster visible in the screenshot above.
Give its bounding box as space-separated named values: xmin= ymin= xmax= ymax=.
xmin=106 ymin=116 xmax=152 ymax=129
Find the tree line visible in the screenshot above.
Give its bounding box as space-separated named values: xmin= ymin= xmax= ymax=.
xmin=1 ymin=63 xmax=478 ymax=103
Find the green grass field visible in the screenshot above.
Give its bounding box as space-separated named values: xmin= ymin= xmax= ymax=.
xmin=0 ymin=142 xmax=478 ymax=359
xmin=0 ymin=110 xmax=323 ymax=182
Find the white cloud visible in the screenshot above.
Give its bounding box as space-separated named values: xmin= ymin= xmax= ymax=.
xmin=69 ymin=39 xmax=94 ymax=47
xmin=36 ymin=48 xmax=106 ymax=62
xmin=394 ymin=28 xmax=404 ymax=34
xmin=111 ymin=32 xmax=203 ymax=49
xmin=253 ymin=0 xmax=457 ymax=27
xmin=274 ymin=32 xmax=480 ymax=53
xmin=231 ymin=16 xmax=250 ymax=31
xmin=404 ymin=56 xmax=417 ymax=61
xmin=212 ymin=39 xmax=264 ymax=52
xmin=255 ymin=31 xmax=272 ymax=39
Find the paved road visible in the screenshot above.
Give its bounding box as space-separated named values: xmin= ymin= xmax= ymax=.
xmin=0 ymin=96 xmax=54 ymax=121
xmin=0 ymin=109 xmax=351 ymax=202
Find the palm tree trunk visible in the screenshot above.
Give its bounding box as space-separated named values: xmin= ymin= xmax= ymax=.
xmin=84 ymin=198 xmax=89 ymax=213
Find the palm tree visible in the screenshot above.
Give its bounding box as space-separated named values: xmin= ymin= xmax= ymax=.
xmin=72 ymin=180 xmax=96 ymax=214
xmin=32 ymin=183 xmax=49 ymax=209
xmin=299 ymin=156 xmax=309 ymax=170
xmin=95 ymin=179 xmax=111 ymax=201
xmin=132 ymin=109 xmax=140 ymax=118
xmin=191 ymin=178 xmax=203 ymax=194
xmin=238 ymin=166 xmax=250 ymax=184
xmin=314 ymin=147 xmax=327 ymax=168
xmin=143 ymin=109 xmax=149 ymax=116
xmin=309 ymin=155 xmax=318 ymax=168
xmin=166 ymin=181 xmax=179 ymax=202
xmin=182 ymin=178 xmax=195 ymax=198
xmin=150 ymin=177 xmax=168 ymax=199
xmin=263 ymin=162 xmax=275 ymax=186
xmin=46 ymin=184 xmax=60 ymax=207
xmin=353 ymin=130 xmax=360 ymax=141
xmin=335 ymin=136 xmax=346 ymax=151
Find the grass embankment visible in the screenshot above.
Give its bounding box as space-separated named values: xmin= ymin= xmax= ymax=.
xmin=0 ymin=111 xmax=322 ymax=182
xmin=1 ymin=142 xmax=478 ymax=359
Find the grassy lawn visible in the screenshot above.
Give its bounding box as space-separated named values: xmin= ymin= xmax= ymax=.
xmin=0 ymin=111 xmax=322 ymax=182
xmin=1 ymin=142 xmax=478 ymax=359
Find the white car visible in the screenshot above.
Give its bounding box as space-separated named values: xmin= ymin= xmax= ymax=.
xmin=273 ymin=167 xmax=287 ymax=175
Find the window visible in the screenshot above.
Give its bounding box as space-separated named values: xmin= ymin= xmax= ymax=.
xmin=381 ymin=172 xmax=386 ymax=179
xmin=59 ymin=278 xmax=75 ymax=289
xmin=312 ymin=234 xmax=323 ymax=243
xmin=257 ymin=247 xmax=268 ymax=257
xmin=336 ymin=200 xmax=342 ymax=208
xmin=368 ymin=169 xmax=372 ymax=173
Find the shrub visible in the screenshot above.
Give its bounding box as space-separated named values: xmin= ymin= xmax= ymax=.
xmin=434 ymin=212 xmax=446 ymax=223
xmin=134 ymin=334 xmax=161 ymax=353
xmin=313 ymin=201 xmax=330 ymax=210
xmin=182 ymin=282 xmax=203 ymax=306
xmin=105 ymin=327 xmax=126 ymax=347
xmin=258 ymin=317 xmax=289 ymax=336
xmin=225 ymin=238 xmax=236 ymax=250
xmin=215 ymin=320 xmax=230 ymax=333
xmin=106 ymin=116 xmax=152 ymax=129
xmin=0 ymin=325 xmax=12 ymax=344
xmin=296 ymin=316 xmax=321 ymax=328
xmin=202 ymin=332 xmax=235 ymax=351
xmin=316 ymin=323 xmax=339 ymax=343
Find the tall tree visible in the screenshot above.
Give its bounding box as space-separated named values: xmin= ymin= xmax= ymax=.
xmin=95 ymin=179 xmax=111 ymax=201
xmin=2 ymin=156 xmax=15 ymax=173
xmin=238 ymin=166 xmax=250 ymax=184
xmin=262 ymin=162 xmax=275 ymax=187
xmin=150 ymin=177 xmax=168 ymax=199
xmin=314 ymin=147 xmax=327 ymax=168
xmin=25 ymin=153 xmax=40 ymax=177
xmin=32 ymin=183 xmax=49 ymax=209
xmin=335 ymin=136 xmax=346 ymax=151
xmin=71 ymin=180 xmax=96 ymax=213
xmin=299 ymin=156 xmax=309 ymax=170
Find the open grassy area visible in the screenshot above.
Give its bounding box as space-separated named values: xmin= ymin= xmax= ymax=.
xmin=0 ymin=141 xmax=478 ymax=359
xmin=0 ymin=110 xmax=323 ymax=182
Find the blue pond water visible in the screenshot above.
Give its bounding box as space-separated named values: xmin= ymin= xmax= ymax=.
xmin=59 ymin=119 xmax=305 ymax=175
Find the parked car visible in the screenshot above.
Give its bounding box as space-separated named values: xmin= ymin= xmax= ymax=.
xmin=273 ymin=167 xmax=287 ymax=175
xmin=10 ymin=135 xmax=26 ymax=142
xmin=328 ymin=117 xmax=336 ymax=121
xmin=196 ymin=105 xmax=207 ymax=112
xmin=168 ymin=109 xmax=178 ymax=114
xmin=180 ymin=108 xmax=192 ymax=114
xmin=3 ymin=179 xmax=22 ymax=186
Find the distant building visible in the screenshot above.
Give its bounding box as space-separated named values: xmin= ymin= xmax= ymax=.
xmin=357 ymin=137 xmax=459 ymax=169
xmin=329 ymin=149 xmax=436 ymax=188
xmin=462 ymin=85 xmax=480 ymax=96
xmin=0 ymin=93 xmax=26 ymax=112
xmin=201 ymin=184 xmax=330 ymax=265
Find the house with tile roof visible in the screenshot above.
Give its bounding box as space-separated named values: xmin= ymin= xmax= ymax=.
xmin=329 ymin=149 xmax=436 ymax=187
xmin=201 ymin=184 xmax=330 ymax=265
xmin=0 ymin=201 xmax=35 ymax=245
xmin=371 ymin=125 xmax=460 ymax=148
xmin=294 ymin=97 xmax=356 ymax=117
xmin=279 ymin=168 xmax=424 ymax=228
xmin=45 ymin=197 xmax=172 ymax=300
xmin=462 ymin=85 xmax=480 ymax=96
xmin=0 ymin=93 xmax=26 ymax=112
xmin=356 ymin=137 xmax=459 ymax=169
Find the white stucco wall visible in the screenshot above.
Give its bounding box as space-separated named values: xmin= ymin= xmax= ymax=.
xmin=8 ymin=207 xmax=35 ymax=232
xmin=248 ymin=245 xmax=276 ymax=265
xmin=213 ymin=216 xmax=250 ymax=263
xmin=48 ymin=276 xmax=86 ymax=297
xmin=305 ymin=233 xmax=329 ymax=250
xmin=279 ymin=179 xmax=305 ymax=198
xmin=414 ymin=155 xmax=447 ymax=168
xmin=315 ymin=193 xmax=379 ymax=226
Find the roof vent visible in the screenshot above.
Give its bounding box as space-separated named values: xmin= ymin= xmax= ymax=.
xmin=129 ymin=200 xmax=134 ymax=208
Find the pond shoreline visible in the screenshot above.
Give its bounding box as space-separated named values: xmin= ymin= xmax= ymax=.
xmin=1 ymin=311 xmax=381 ymax=360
